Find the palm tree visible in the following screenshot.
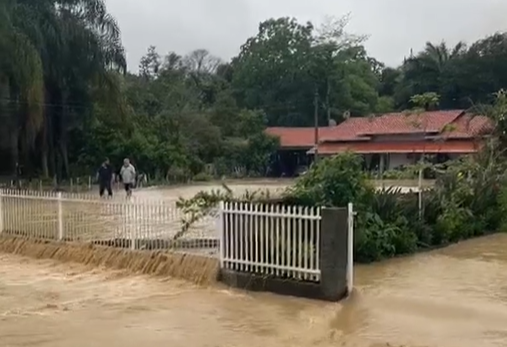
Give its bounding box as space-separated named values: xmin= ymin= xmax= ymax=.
xmin=414 ymin=41 xmax=466 ymax=74
xmin=0 ymin=0 xmax=126 ymax=178
xmin=43 ymin=0 xmax=126 ymax=178
xmin=0 ymin=0 xmax=44 ymax=174
xmin=395 ymin=41 xmax=466 ymax=109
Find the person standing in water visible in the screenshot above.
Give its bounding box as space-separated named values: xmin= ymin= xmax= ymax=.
xmin=120 ymin=158 xmax=136 ymax=198
xmin=97 ymin=158 xmax=114 ymax=198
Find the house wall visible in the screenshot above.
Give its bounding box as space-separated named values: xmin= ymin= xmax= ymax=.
xmin=320 ymin=134 xmax=475 ymax=173
xmin=363 ymin=153 xmax=414 ymax=171
xmin=389 ymin=154 xmax=411 ymax=169
xmin=368 ymin=134 xmax=469 ymax=170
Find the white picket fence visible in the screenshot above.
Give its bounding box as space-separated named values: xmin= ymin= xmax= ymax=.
xmin=218 ymin=201 xmax=323 ymax=282
xmin=0 ymin=189 xmax=354 ymax=290
xmin=0 ymin=189 xmax=218 ymax=252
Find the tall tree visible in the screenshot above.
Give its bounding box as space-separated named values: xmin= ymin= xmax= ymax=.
xmin=0 ymin=0 xmax=44 ymax=173
xmin=232 ymin=17 xmax=315 ymax=126
xmin=0 ymin=0 xmax=126 ymax=178
xmin=232 ymin=16 xmax=382 ymax=126
xmin=395 ymin=41 xmax=466 ymax=108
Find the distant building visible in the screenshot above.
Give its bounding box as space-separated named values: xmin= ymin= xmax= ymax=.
xmin=266 ymin=110 xmax=493 ymax=176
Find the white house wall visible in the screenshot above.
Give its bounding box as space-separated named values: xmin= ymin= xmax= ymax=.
xmin=388 ymin=154 xmax=410 ymax=169
xmin=325 ymin=134 xmax=471 ymax=170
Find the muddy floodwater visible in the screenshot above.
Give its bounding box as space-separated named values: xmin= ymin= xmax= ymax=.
xmin=1 ymin=182 xmax=507 ymax=347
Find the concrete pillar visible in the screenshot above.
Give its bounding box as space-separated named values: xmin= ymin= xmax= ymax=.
xmin=319 ymin=207 xmax=349 ymax=301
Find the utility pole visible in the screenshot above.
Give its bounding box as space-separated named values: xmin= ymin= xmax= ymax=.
xmin=313 ymin=87 xmax=319 ymax=163
xmin=326 ymin=77 xmax=331 ymax=124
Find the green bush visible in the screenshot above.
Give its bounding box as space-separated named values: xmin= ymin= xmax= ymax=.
xmin=166 ymin=166 xmax=191 ymax=183
xmin=382 ymin=167 xmax=417 ymax=180
xmin=192 ymin=172 xmax=212 ymax=182
xmin=283 ymin=152 xmax=374 ymax=209
xmin=176 ymin=149 xmax=507 ymax=263
xmin=381 ymin=163 xmax=438 ymax=180
xmin=284 ymin=151 xmax=507 ymax=262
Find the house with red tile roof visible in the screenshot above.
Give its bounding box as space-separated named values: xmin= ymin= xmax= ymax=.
xmin=266 ymin=110 xmax=493 ymax=175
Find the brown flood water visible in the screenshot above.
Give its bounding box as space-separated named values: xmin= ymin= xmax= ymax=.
xmin=1 ymin=234 xmax=507 ymax=347
xmin=1 ymin=183 xmax=507 ymax=347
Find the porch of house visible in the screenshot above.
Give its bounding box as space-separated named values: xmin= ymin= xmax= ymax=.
xmin=269 ymin=149 xmax=311 ymax=177
xmin=361 ymin=152 xmax=463 ymax=172
xmin=309 ymin=139 xmax=480 ymax=174
xmin=268 ymin=148 xmax=470 ymax=178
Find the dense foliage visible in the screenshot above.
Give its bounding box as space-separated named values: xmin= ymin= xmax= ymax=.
xmin=283 ymin=146 xmax=507 ymax=262
xmin=176 ymin=141 xmax=507 ymax=263
xmin=279 ymin=93 xmax=507 ymax=261
xmin=177 ymin=93 xmax=507 ymax=262
xmin=3 ymin=4 xmax=507 ymax=180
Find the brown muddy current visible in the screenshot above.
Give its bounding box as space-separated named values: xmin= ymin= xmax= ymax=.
xmin=1 ymin=183 xmax=507 ymax=347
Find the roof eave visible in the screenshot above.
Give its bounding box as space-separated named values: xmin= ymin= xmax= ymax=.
xmin=279 ymin=145 xmax=314 ymax=150
xmin=358 ymin=130 xmax=441 ymax=137
xmin=319 ymin=137 xmax=372 ymax=143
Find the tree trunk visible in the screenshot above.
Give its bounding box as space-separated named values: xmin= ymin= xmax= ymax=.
xmin=326 ymin=77 xmax=331 ymax=124
xmin=47 ymin=108 xmax=56 ymax=178
xmin=40 ymin=107 xmax=49 ymax=178
xmin=59 ymin=94 xmax=69 ymax=178
xmin=7 ymin=86 xmax=19 ymax=176
xmin=19 ymin=134 xmax=31 ymax=177
xmin=59 ymin=140 xmax=69 ymax=179
xmin=9 ymin=127 xmax=18 ymax=176
xmin=41 ymin=133 xmax=49 ymax=178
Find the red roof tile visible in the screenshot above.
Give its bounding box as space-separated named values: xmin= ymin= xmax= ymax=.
xmin=321 ymin=117 xmax=372 ymax=141
xmin=266 ymin=110 xmax=493 ymax=149
xmin=438 ymin=115 xmax=493 ymax=139
xmin=308 ymin=140 xmax=481 ymax=155
xmin=265 ymin=127 xmax=332 ymax=148
xmin=320 ymin=110 xmax=464 ymax=142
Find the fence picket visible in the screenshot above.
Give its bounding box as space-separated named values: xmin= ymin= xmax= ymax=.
xmin=220 ymin=201 xmax=322 ymax=282
xmin=0 ymin=189 xmax=346 ymax=286
xmin=0 ymin=188 xmax=219 ymax=256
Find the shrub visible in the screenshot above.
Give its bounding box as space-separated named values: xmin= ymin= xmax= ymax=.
xmin=176 ymin=149 xmax=507 ymax=263
xmin=284 ymin=151 xmax=507 ymax=261
xmin=283 ymin=152 xmax=374 ymax=209
xmin=382 ymin=167 xmax=417 ymax=180
xmin=166 ymin=166 xmax=191 ymax=183
xmin=355 ymin=211 xmax=418 ymax=262
xmin=193 ymin=172 xmax=212 ymax=182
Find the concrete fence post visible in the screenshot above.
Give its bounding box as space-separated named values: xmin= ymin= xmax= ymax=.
xmin=319 ymin=206 xmax=350 ymax=301
xmin=0 ymin=190 xmax=4 ymax=233
xmin=218 ymin=203 xmax=353 ymax=302
xmin=57 ymin=192 xmax=63 ymax=240
xmin=217 ymin=200 xmax=225 ymax=268
xmin=347 ymin=202 xmax=354 ymax=294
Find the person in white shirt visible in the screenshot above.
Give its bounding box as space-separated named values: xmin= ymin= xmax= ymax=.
xmin=119 ymin=158 xmax=136 ymax=197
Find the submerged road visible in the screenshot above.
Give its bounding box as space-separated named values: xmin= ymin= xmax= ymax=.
xmin=1 ymin=233 xmax=507 ymax=347
xmin=1 ymin=182 xmax=506 ymax=347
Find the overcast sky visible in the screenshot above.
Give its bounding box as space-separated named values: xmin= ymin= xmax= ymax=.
xmin=107 ymin=0 xmax=506 ymax=72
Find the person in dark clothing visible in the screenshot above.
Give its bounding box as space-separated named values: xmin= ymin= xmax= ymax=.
xmin=97 ymin=158 xmax=114 ymax=197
